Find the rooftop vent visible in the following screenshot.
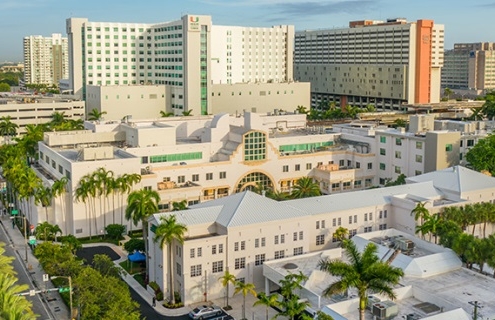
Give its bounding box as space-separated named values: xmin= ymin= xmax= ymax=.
xmin=283 ymin=263 xmax=298 ymax=270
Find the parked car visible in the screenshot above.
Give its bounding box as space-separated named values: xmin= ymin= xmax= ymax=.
xmin=189 ymin=305 xmax=223 ymax=320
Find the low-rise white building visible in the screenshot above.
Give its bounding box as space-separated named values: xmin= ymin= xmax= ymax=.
xmin=147 ymin=166 xmax=495 ymax=306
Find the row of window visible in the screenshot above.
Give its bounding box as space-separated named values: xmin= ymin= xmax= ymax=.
xmin=39 ymin=151 xmax=71 ymax=180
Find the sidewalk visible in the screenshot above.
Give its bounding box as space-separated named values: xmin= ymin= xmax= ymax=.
xmin=0 ymin=215 xmax=70 ymax=320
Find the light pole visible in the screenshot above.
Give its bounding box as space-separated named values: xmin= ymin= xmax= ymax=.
xmin=51 ymin=276 xmax=72 ymax=320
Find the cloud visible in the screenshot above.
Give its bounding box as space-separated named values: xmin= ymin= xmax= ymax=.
xmin=274 ymin=0 xmax=379 ymax=17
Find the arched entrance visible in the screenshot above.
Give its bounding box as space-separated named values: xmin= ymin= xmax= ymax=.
xmin=235 ymin=172 xmax=273 ymax=193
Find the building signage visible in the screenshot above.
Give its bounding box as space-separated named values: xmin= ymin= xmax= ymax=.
xmin=189 ymin=16 xmax=200 ymax=32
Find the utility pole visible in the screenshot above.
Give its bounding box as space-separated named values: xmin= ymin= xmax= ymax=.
xmin=469 ymin=301 xmax=482 ymax=320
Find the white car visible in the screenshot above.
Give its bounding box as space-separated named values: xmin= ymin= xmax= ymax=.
xmin=188 ymin=305 xmax=223 ymax=320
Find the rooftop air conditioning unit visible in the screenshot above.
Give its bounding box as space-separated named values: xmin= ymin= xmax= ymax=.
xmin=367 ymin=295 xmax=381 ymax=310
xmin=372 ymin=301 xmax=398 ymax=320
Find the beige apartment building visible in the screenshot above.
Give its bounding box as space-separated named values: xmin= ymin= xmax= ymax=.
xmin=294 ymin=18 xmax=444 ymax=110
xmin=442 ymin=42 xmax=495 ymax=94
xmin=23 ymin=34 xmax=69 ymax=86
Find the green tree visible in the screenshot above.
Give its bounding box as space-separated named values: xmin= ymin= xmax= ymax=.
xmin=253 ymin=292 xmax=279 ymax=320
xmin=172 ymin=200 xmax=188 ymax=211
xmin=219 ymin=270 xmax=236 ymax=309
xmin=443 ymin=87 xmax=453 ymax=100
xmin=234 ymin=281 xmax=256 ymax=320
xmin=0 ymin=273 xmax=37 ymax=319
xmin=35 ymin=221 xmax=62 ymax=242
xmin=125 ymin=189 xmax=160 ymax=275
xmin=153 ymin=214 xmax=187 ymax=304
xmin=318 ymin=240 xmax=404 ymax=320
xmin=34 ymin=186 xmax=53 ymax=222
xmin=92 ymin=254 xmax=122 ymax=278
xmin=0 ymin=116 xmax=18 ymax=144
xmin=52 ymin=176 xmax=69 ymax=233
xmin=87 ymin=108 xmax=107 ymax=121
xmin=123 ymin=238 xmax=145 ymax=253
xmin=0 ymin=82 xmax=10 ymax=92
xmin=415 ymin=214 xmax=441 ymax=243
xmin=411 ymin=201 xmax=430 ymax=239
xmin=296 ymin=105 xmax=308 ymax=114
xmin=61 ymin=234 xmax=82 ymax=254
xmin=333 ymin=227 xmax=349 ymax=244
xmin=276 ymin=296 xmax=311 ymax=320
xmin=105 ymin=224 xmax=125 ymax=240
xmin=466 ymin=135 xmax=495 ymax=176
xmin=481 ymin=90 xmax=495 ymax=120
xmin=291 ymin=177 xmax=321 ymax=199
xmin=0 ymin=242 xmax=15 ymax=276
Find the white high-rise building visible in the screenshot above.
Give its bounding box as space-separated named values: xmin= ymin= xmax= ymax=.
xmin=23 ymin=33 xmax=69 ymax=86
xmin=66 ymin=15 xmax=294 ymax=115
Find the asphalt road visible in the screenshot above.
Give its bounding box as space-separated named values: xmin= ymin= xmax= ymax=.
xmin=0 ymin=220 xmax=54 ymax=320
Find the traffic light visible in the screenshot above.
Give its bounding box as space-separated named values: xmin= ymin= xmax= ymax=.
xmin=58 ymin=287 xmax=70 ymax=293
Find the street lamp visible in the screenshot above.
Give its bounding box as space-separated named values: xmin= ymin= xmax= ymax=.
xmin=51 ymin=276 xmax=72 ymax=320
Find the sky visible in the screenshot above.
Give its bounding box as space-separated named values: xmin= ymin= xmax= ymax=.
xmin=1 ymin=0 xmax=495 ymax=62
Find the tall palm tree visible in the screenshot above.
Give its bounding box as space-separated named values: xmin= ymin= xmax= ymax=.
xmin=87 ymin=108 xmax=107 ymax=121
xmin=125 ymin=189 xmax=160 ymax=275
xmin=416 ymin=214 xmax=442 ymax=243
xmin=34 ymin=186 xmax=52 ymax=222
xmin=93 ymin=168 xmax=114 ymax=229
xmin=219 ymin=270 xmax=236 ymax=308
xmin=0 ymin=116 xmax=19 ymax=144
xmin=119 ymin=173 xmax=142 ymax=227
xmin=318 ymin=240 xmax=404 ymax=320
xmin=52 ymin=177 xmax=69 ymax=233
xmin=153 ymin=214 xmax=187 ymax=304
xmin=234 ymin=281 xmax=257 ymax=320
xmin=291 ymin=177 xmax=321 ymax=199
xmin=253 ymin=292 xmax=279 ymax=320
xmin=411 ymin=201 xmax=430 ymax=239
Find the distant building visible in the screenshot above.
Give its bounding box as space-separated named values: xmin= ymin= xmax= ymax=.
xmin=442 ymin=42 xmax=495 ymax=94
xmin=66 ymin=15 xmax=295 ymax=115
xmin=294 ymin=18 xmax=444 ymax=110
xmin=23 ymin=34 xmax=69 ymax=86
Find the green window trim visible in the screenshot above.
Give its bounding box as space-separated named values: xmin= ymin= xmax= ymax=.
xmin=150 ymin=152 xmax=202 ymax=163
xmin=279 ymin=141 xmax=333 ymax=153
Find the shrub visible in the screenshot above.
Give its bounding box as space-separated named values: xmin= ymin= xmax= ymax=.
xmin=156 ymin=291 xmax=164 ymax=301
xmin=148 ymin=281 xmax=160 ymax=292
xmin=174 ymin=291 xmax=181 ymax=303
xmin=163 ymin=302 xmax=184 ymax=309
xmin=124 ymin=238 xmax=145 ymax=253
xmin=105 ymin=224 xmax=125 ymax=240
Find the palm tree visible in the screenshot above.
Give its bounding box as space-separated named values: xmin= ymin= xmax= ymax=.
xmin=50 ymin=111 xmax=66 ymax=127
xmin=125 ymin=189 xmax=160 ymax=275
xmin=291 ymin=177 xmax=321 ymax=199
xmin=75 ymin=179 xmax=92 ymax=239
xmin=333 ymin=226 xmax=349 ymax=244
xmin=52 ymin=177 xmax=69 ymax=233
xmin=416 ymin=214 xmax=442 ymax=243
xmin=119 ymin=173 xmax=141 ymax=227
xmin=87 ymin=108 xmax=107 ymax=121
xmin=279 ymin=272 xmax=307 ymax=300
xmin=153 ymin=214 xmax=188 ymax=304
xmin=295 ymin=105 xmax=307 ymax=114
xmin=34 ymin=186 xmax=53 ymax=222
xmin=94 ymin=168 xmax=114 ymax=229
xmin=0 ymin=242 xmax=15 ymax=276
xmin=172 ymin=200 xmax=187 ymax=211
xmin=253 ymin=292 xmax=279 ymax=320
xmin=318 ymin=240 xmax=404 ymax=320
xmin=35 ymin=221 xmax=62 ymax=242
xmin=219 ymin=270 xmax=236 ymax=308
xmin=159 ymin=111 xmax=174 ymax=117
xmin=276 ymin=296 xmax=310 ymax=320
xmin=234 ymin=281 xmax=257 ymax=320
xmin=0 ymin=273 xmax=37 ymax=319
xmin=0 ymin=116 xmax=19 ymax=144
xmin=411 ymin=201 xmax=430 ymax=239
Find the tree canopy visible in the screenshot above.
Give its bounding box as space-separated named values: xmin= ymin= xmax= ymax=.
xmin=466 ymin=134 xmax=495 ymax=176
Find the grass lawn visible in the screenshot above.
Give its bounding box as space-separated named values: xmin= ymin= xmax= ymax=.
xmin=119 ymin=260 xmax=145 ymax=275
xmin=133 ymin=272 xmax=146 ymax=288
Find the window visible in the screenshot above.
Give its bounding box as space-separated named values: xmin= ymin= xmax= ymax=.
xmin=349 ymin=229 xmax=357 ymax=237
xmin=299 ymin=231 xmax=303 ymax=240
xmin=240 ymin=241 xmax=245 ymax=250
xmin=191 ymin=264 xmax=202 ymax=277
xmin=364 ymin=213 xmax=368 ymax=221
xmin=445 ymin=144 xmax=453 ymax=152
xmin=354 ymin=215 xmax=357 ymax=223
xmin=244 ymin=131 xmax=266 ymax=161
xmin=467 ymin=139 xmax=474 ymax=147
xmin=192 ymin=174 xmax=199 ymax=182
xmin=190 ymin=248 xmax=195 ymax=258
xmin=178 ymin=176 xmax=185 ymax=183
xmin=274 ymin=250 xmax=285 ymax=259
xmin=415 ymin=155 xmax=423 ymax=163
xmin=212 ymin=261 xmax=223 ymax=273
xmin=316 ymin=221 xmax=320 ymax=229
xmin=380 ymin=136 xmax=386 ymax=143
xmin=416 ymin=141 xmax=422 ymax=149
xmin=235 ymin=257 xmax=246 ymax=269
xmin=380 ymin=148 xmax=386 ymax=156
xmin=176 ymin=262 xmax=182 ymax=276
xmin=274 ymin=235 xmax=279 ymax=245
xmin=316 ymin=235 xmax=325 ymax=245
xmin=294 ymin=247 xmax=303 ymax=256
xmin=281 ymin=235 xmax=285 ymax=244
xmin=349 ymin=215 xmax=353 ymax=224
xmin=255 ymin=254 xmax=265 ymax=266
xmin=293 ymin=232 xmax=298 ymax=241
xmin=255 ymin=238 xmax=259 ymax=248
xmin=219 ymin=244 xmax=223 ymax=253
xmin=338 ymin=217 xmax=341 ymax=225
xmin=415 ymin=170 xmax=422 ymax=176
xmin=395 ymin=138 xmax=402 ymax=146
xmin=220 ymin=172 xmax=226 ymax=179
xmin=369 ymin=212 xmax=373 ymax=220
xmin=261 ymin=237 xmax=266 ymax=247
xmin=212 ymin=245 xmax=217 ymax=255
xmin=197 ymin=247 xmax=202 ymax=257
xmin=333 ymin=218 xmax=336 ymax=227
xmin=356 ymin=162 xmax=360 ymax=169
xmin=234 ymin=242 xmax=239 ymax=251
xmin=295 ymin=164 xmax=300 ymax=171
xmin=206 ymin=173 xmax=213 ymax=180
xmin=379 ymin=224 xmax=387 ymax=230
xmin=395 ymin=151 xmax=401 ymax=159
xmin=306 ymin=163 xmax=312 ymax=170
xmin=283 ymin=165 xmax=289 ymax=172
xmin=364 ymin=226 xmax=372 ymax=233
xmin=384 ymin=210 xmax=388 ymax=218
xmin=395 ymin=166 xmax=401 ymax=174
xmin=368 ymin=163 xmax=373 ymax=170
xmin=380 ymin=163 xmax=386 ymax=170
